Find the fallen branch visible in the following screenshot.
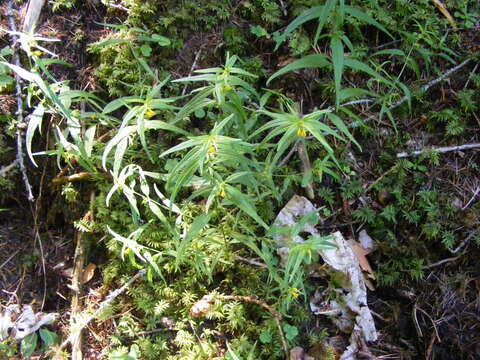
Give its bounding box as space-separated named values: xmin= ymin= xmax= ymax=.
xmin=53 ymin=269 xmax=146 ymax=357
xmin=7 ymin=0 xmax=34 ymax=202
xmin=396 ymin=143 xmax=480 ymax=158
xmin=181 ymin=47 xmax=204 ymax=96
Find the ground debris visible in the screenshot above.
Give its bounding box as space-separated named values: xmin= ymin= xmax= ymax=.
xmin=0 ymin=304 xmax=57 ymax=341
xmin=273 ymin=195 xmax=378 ymax=359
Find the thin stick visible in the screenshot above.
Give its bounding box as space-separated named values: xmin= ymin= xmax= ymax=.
xmin=221 ymin=295 xmax=282 ymax=319
xmin=389 ymin=58 xmax=471 ymax=111
xmin=7 ymin=0 xmax=34 ymax=202
xmin=461 ymin=187 xmax=480 ymax=211
xmin=0 ymin=160 xmax=18 ymax=177
xmin=396 ymin=143 xmax=480 ymax=158
xmin=364 ymin=164 xmax=398 ymax=192
xmin=52 ymin=269 xmax=146 ymax=357
xmin=278 ymin=140 xmax=299 ymax=168
xmin=423 ymin=256 xmax=460 ymax=269
xmin=346 ymin=58 xmax=473 ymax=129
xmin=0 ymin=249 xmax=20 ymax=270
xmin=181 ymin=48 xmax=203 ymax=96
xmin=234 ymin=255 xmax=267 ymax=268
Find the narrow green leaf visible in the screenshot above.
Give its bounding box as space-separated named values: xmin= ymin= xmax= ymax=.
xmin=176 ymin=213 xmax=210 ymax=264
xmin=225 ymin=185 xmax=268 ymax=229
xmin=330 ymin=36 xmax=344 ymax=108
xmin=344 ymin=6 xmax=393 ymax=39
xmin=314 ymin=0 xmax=336 ymax=44
xmin=26 ymin=104 xmax=45 ymax=167
xmin=267 ymin=54 xmax=330 ymax=85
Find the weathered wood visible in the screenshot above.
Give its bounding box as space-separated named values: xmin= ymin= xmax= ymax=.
xmin=23 ymin=0 xmax=46 ymax=33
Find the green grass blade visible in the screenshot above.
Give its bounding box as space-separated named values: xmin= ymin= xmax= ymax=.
xmin=330 ymin=36 xmax=344 ymax=108
xmin=267 ymin=54 xmax=330 ymax=85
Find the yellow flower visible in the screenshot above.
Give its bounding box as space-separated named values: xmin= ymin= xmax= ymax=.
xmin=297 ymin=128 xmax=307 ymax=137
xmin=207 ymin=145 xmax=216 ymax=153
xmin=219 ymin=190 xmax=227 ymax=198
xmin=145 ymin=109 xmax=155 ymax=118
xmin=32 ymin=50 xmax=43 ymax=57
xmin=290 ymin=287 xmax=300 ymax=298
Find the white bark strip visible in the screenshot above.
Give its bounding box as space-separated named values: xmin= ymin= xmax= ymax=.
xmin=23 ymin=0 xmax=46 ymax=33
xmin=397 ymin=143 xmax=480 ymax=158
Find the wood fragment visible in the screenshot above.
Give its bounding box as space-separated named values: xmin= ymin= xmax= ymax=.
xmin=397 ymin=143 xmax=480 ymax=158
xmin=423 ymin=256 xmax=460 ymax=269
xmin=431 ymin=0 xmax=457 ymax=29
xmin=52 ymin=171 xmax=110 ymax=185
xmin=23 ymin=0 xmax=47 ymax=33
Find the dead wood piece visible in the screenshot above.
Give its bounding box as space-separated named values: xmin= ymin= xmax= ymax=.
xmin=52 ymin=171 xmax=110 ymax=185
xmin=52 ymin=171 xmax=93 ymax=185
xmin=397 ymin=143 xmax=480 ymax=158
xmin=23 ymin=0 xmax=46 ymax=33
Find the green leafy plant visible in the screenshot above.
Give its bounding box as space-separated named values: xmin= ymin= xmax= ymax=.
xmin=269 ymin=0 xmax=393 ymax=107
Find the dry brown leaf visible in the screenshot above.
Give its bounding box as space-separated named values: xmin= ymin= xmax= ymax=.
xmin=348 ymin=240 xmax=376 ymax=280
xmin=431 ymin=0 xmax=457 ymax=29
xmin=81 ymin=263 xmax=96 ymax=283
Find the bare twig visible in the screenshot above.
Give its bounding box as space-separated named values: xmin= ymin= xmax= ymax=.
xmin=52 ymin=269 xmax=147 ymax=357
xmin=278 ymin=140 xmax=299 ymax=168
xmin=346 ymin=58 xmax=473 ymax=129
xmin=450 ymin=232 xmax=477 ymax=254
xmin=364 ymin=164 xmax=398 ymax=192
xmin=0 ymin=160 xmax=18 ymax=177
xmin=234 ymin=255 xmax=267 ymax=268
xmin=462 ymin=187 xmax=480 ymax=210
xmin=389 ymin=58 xmax=471 ymax=110
xmin=463 ymin=61 xmax=479 ymax=89
xmin=396 ymin=142 xmax=480 ymax=158
xmin=423 ymin=256 xmax=460 ymax=269
xmin=0 ymin=249 xmax=20 ymax=270
xmin=181 ymin=48 xmax=203 ymax=96
xmin=7 ymin=0 xmax=34 ymax=202
xmin=51 ymin=171 xmax=110 ymax=185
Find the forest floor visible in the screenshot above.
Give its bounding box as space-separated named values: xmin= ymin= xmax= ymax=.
xmin=1 ymin=1 xmax=480 ymax=359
